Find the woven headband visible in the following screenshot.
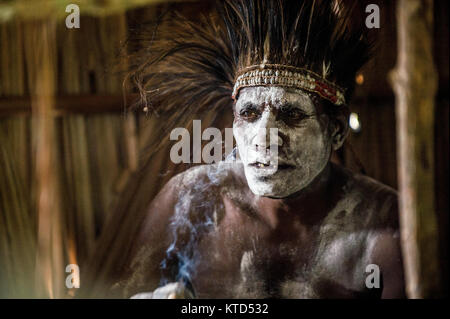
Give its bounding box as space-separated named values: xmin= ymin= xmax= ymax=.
xmin=232 ymin=64 xmax=346 ymax=106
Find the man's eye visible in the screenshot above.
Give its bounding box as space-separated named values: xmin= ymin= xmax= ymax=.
xmin=280 ymin=108 xmax=307 ymax=121
xmin=240 ymin=109 xmax=260 ymax=120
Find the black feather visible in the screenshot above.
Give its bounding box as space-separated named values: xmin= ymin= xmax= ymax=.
xmin=126 ymin=0 xmax=371 ymax=116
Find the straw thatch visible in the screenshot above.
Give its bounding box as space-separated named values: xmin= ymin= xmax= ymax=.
xmin=0 ymin=4 xmax=134 ymax=298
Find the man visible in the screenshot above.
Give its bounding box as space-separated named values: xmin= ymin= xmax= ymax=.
xmin=119 ymin=0 xmax=405 ymax=298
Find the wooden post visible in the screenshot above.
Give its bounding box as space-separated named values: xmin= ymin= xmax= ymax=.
xmin=25 ymin=20 xmax=65 ymax=298
xmin=389 ymin=0 xmax=440 ymax=298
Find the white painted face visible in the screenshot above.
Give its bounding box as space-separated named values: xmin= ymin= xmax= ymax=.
xmin=233 ymin=86 xmax=333 ymax=198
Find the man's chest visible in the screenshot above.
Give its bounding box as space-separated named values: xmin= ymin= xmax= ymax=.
xmin=190 ymin=226 xmax=372 ymax=298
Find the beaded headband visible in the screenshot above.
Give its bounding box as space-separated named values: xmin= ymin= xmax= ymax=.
xmin=232 ymin=64 xmax=346 ymax=106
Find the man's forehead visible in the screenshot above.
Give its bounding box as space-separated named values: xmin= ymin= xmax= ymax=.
xmin=236 ymin=86 xmax=315 ymax=110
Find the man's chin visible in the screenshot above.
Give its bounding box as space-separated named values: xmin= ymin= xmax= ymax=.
xmin=243 ymin=165 xmax=307 ymax=198
xmin=246 ymin=175 xmax=299 ymax=198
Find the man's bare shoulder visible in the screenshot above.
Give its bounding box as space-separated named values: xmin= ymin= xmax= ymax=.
xmin=319 ymin=165 xmax=404 ymax=298
xmin=333 ymin=166 xmax=404 ymax=297
xmin=167 ymin=162 xmax=246 ymax=196
xmin=151 ymin=162 xmax=246 ymax=219
xmin=328 ymin=164 xmax=399 ymax=231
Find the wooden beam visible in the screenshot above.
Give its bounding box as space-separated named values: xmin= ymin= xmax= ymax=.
xmin=389 ymin=0 xmax=440 ymax=298
xmin=0 ymin=94 xmax=138 ymax=116
xmin=0 ymin=0 xmax=197 ymax=22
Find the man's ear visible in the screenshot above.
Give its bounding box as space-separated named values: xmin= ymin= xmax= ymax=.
xmin=330 ymin=106 xmax=350 ymax=151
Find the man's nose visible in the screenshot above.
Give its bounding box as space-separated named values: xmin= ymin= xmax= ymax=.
xmin=252 ymin=111 xmax=283 ymax=150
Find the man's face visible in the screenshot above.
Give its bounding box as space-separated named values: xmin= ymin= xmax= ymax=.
xmin=233 ymin=86 xmax=333 ymax=198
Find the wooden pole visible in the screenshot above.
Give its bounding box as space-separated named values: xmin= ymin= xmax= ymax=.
xmin=389 ymin=0 xmax=440 ymax=298
xmin=25 ymin=19 xmax=65 ymax=298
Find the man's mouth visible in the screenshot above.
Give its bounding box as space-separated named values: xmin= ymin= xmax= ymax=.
xmin=249 ymin=161 xmax=295 ymax=170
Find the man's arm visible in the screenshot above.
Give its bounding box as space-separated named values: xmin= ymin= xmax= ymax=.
xmin=118 ymin=174 xmax=182 ymax=298
xmin=370 ymin=229 xmax=406 ymax=298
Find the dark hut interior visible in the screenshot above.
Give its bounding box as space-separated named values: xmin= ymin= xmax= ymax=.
xmin=0 ymin=0 xmax=448 ymax=298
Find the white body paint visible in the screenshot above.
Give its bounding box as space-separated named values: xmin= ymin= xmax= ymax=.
xmin=233 ymin=86 xmax=332 ymax=198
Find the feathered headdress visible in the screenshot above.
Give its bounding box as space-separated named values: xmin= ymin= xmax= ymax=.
xmin=126 ymin=0 xmax=370 ymax=118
